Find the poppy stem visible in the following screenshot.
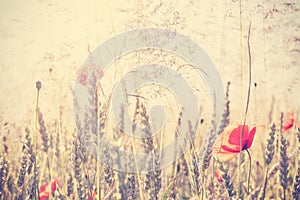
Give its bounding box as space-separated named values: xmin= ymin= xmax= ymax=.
xmin=245 ymin=149 xmax=252 ymax=194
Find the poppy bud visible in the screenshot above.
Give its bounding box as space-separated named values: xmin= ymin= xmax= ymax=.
xmin=36 ymin=81 xmax=42 ymax=90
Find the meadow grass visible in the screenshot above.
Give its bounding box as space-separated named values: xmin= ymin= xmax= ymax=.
xmin=0 ymin=80 xmax=299 ymax=200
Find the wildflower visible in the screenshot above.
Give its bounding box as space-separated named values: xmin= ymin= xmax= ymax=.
xmin=39 ymin=178 xmax=61 ymax=200
xmin=282 ymin=111 xmax=294 ymax=132
xmin=213 ymin=122 xmax=256 ymax=161
xmin=88 ymin=191 xmax=97 ymax=200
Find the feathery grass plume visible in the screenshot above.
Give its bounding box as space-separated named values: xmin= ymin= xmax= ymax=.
xmin=297 ymin=127 xmax=300 ymax=150
xmin=188 ymin=121 xmax=201 ymax=196
xmin=85 ymin=157 xmax=96 ymax=199
xmin=114 ymin=105 xmax=127 ymax=200
xmin=102 ymin=138 xmax=115 ymax=192
xmin=67 ymin=173 xmax=74 ymax=198
xmin=148 ymin=148 xmax=162 ymax=199
xmin=2 ymin=136 xmax=8 ymax=154
xmin=216 ymin=159 xmax=236 ymax=198
xmin=125 ymin=133 xmax=138 ymax=199
xmin=165 ymin=111 xmax=183 ymax=198
xmin=171 ymin=111 xmax=182 ymax=176
xmin=54 ymin=120 xmax=62 ymax=176
xmin=16 ymin=143 xmax=28 ymax=199
xmin=192 ymin=154 xmax=200 ymax=195
xmin=7 ymin=175 xmax=14 ymax=197
xmin=96 ymin=100 xmax=109 ymax=200
xmin=169 ymin=187 xmax=180 ymax=199
xmin=38 ymin=111 xmax=52 ymax=184
xmin=49 ymin=130 xmax=54 ymax=151
xmin=292 ymin=166 xmax=300 ymax=200
xmin=292 ymin=127 xmax=300 ymax=199
xmin=130 ymin=97 xmax=147 ymax=200
xmin=25 ymin=128 xmax=38 ymax=200
xmin=87 ymin=69 xmax=99 ymax=151
xmin=218 ymin=81 xmax=231 ymax=135
xmin=132 ymin=97 xmax=141 ymax=133
xmin=265 ymin=123 xmax=276 ymax=165
xmin=103 ymin=165 xmax=114 ymax=187
xmin=73 ymin=134 xmax=86 ymax=200
xmin=0 ymin=154 xmax=8 ymax=198
xmin=140 ymin=102 xmax=161 ymax=199
xmin=75 ymin=112 xmax=88 ymax=164
xmin=274 ymin=112 xmax=285 ymax=198
xmin=141 ymin=103 xmax=154 ymax=151
xmin=25 ymin=128 xmax=35 ymax=175
xmin=87 ymin=69 xmax=98 ymax=114
xmin=280 ymin=135 xmax=289 ymax=200
xmin=127 ymin=153 xmax=138 ymax=200
xmin=116 ymin=171 xmax=127 ymax=200
xmin=127 ymin=174 xmax=137 ymax=200
xmin=201 ymin=119 xmax=217 ymax=197
xmin=38 ymin=111 xmax=49 ymax=153
xmin=169 ymin=178 xmax=179 ymax=200
xmin=177 ymin=155 xmax=191 ymax=198
xmin=103 ymin=142 xmax=115 ymax=191
xmin=26 ymin=171 xmax=38 ymax=200
xmin=260 ymin=123 xmax=276 ymax=200
xmin=153 ymin=155 xmax=162 ymax=198
xmin=202 ymin=87 xmax=230 ymax=176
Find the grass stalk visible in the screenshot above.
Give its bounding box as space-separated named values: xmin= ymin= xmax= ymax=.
xmin=34 ymin=81 xmax=41 ymax=200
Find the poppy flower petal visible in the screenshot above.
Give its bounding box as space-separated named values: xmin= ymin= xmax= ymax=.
xmin=228 ymin=125 xmax=250 ymax=147
xmin=212 ymin=122 xmax=256 ymax=162
xmin=283 ymin=122 xmax=294 ymax=131
xmin=212 ymin=140 xmax=240 ymax=161
xmin=39 ymin=184 xmax=47 ymax=193
xmin=213 ymin=150 xmax=239 ymax=161
xmin=283 ymin=111 xmax=294 ymax=132
xmin=221 ymin=145 xmax=240 ymax=153
xmin=246 ymin=127 xmax=256 ymax=148
xmin=39 ymin=191 xmax=49 ymax=200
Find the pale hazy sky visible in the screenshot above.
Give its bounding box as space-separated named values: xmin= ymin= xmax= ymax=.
xmin=0 ymin=0 xmax=299 ymax=130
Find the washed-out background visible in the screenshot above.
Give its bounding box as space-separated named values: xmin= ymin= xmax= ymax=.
xmin=0 ymin=0 xmax=299 ymax=147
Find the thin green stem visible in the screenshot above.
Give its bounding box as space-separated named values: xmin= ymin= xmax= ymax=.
xmin=246 ymin=149 xmax=252 ymax=194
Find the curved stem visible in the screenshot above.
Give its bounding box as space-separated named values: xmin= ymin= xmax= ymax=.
xmin=245 ymin=149 xmax=252 ymax=194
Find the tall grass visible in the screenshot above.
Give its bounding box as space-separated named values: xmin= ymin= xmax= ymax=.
xmin=0 ymin=79 xmax=299 ymax=200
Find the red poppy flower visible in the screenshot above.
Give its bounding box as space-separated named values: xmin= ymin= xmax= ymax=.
xmin=213 ymin=122 xmax=256 ymax=161
xmin=39 ymin=178 xmax=61 ymax=200
xmin=89 ymin=191 xmax=97 ymax=200
xmin=282 ymin=111 xmax=294 ymax=132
